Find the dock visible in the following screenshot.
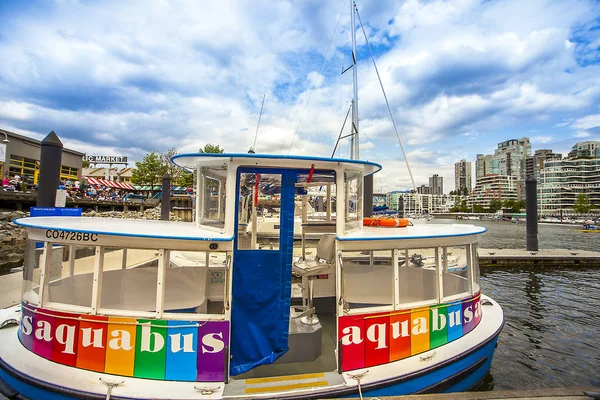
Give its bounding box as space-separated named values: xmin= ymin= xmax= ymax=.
xmin=478 ymin=248 xmax=600 ymax=267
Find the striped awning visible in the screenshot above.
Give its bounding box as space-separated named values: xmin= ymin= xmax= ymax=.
xmin=84 ymin=177 xmax=136 ymax=190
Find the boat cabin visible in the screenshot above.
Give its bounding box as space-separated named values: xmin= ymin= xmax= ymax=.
xmin=14 ymin=153 xmax=489 ymax=395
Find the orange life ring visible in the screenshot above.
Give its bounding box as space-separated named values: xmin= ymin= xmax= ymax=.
xmin=363 ymin=217 xmax=410 ymax=227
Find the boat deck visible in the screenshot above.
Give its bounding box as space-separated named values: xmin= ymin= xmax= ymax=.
xmin=225 ymin=313 xmax=341 ymax=397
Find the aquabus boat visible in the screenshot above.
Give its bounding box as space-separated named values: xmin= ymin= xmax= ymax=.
xmin=0 ymin=152 xmax=504 ymax=399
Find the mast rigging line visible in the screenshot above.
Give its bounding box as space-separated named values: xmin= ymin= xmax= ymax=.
xmin=251 ymin=94 xmax=266 ymax=153
xmin=285 ymin=0 xmax=347 ymax=154
xmin=332 ymin=104 xmax=352 ymax=158
xmin=354 ymin=4 xmax=421 ymax=211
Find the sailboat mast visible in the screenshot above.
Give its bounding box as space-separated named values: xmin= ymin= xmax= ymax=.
xmin=351 ymin=0 xmax=359 ymax=160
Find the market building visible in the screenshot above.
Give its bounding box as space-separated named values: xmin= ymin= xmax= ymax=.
xmin=0 ymin=129 xmax=83 ymax=186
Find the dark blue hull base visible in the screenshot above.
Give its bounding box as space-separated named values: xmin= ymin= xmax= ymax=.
xmin=349 ymin=336 xmax=498 ymax=398
xmin=0 ymin=327 xmax=501 ymax=400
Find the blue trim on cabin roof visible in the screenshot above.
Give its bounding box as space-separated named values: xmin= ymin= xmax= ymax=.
xmin=171 ymin=153 xmax=383 ymax=176
xmin=336 ymin=227 xmax=487 ymax=241
xmin=13 ymin=218 xmax=234 ymax=242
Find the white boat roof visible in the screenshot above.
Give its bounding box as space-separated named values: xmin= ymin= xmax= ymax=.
xmin=172 ymin=153 xmax=382 ymax=176
xmin=14 ymin=217 xmax=233 ymax=241
xmin=339 ymin=224 xmax=486 ymax=241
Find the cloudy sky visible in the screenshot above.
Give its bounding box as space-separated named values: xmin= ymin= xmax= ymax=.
xmin=0 ymin=0 xmax=598 ymax=192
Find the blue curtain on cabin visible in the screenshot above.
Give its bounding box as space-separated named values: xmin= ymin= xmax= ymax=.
xmin=229 ymin=170 xmax=295 ymax=376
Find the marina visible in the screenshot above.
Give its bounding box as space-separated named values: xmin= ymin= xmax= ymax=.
xmin=0 ymin=0 xmax=598 ymax=398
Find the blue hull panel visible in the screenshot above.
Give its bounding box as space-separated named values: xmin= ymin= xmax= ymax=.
xmin=344 ymin=336 xmax=498 ymax=398
xmin=0 ymin=369 xmax=78 ymax=400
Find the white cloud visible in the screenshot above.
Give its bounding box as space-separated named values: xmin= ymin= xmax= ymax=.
xmin=574 ymin=131 xmax=592 ymax=138
xmin=572 ymin=114 xmax=600 ymax=131
xmin=531 ymin=135 xmax=553 ymax=144
xmin=0 ymin=0 xmax=598 ymax=191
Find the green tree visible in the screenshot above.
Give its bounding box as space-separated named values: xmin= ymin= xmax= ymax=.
xmin=199 ymin=144 xmax=224 ymax=154
xmin=131 ymin=152 xmax=167 ymax=196
xmin=176 ymin=171 xmax=194 ymax=188
xmin=161 ymin=148 xmax=179 ymax=180
xmin=574 ymin=193 xmax=593 ymax=213
xmin=489 ymin=199 xmax=502 ymax=213
xmin=459 ymin=200 xmax=469 ymax=212
xmin=473 ymin=204 xmax=485 ymax=213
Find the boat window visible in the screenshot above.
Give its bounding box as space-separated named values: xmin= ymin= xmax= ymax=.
xmin=398 ymin=248 xmax=438 ymax=307
xmin=98 ymin=247 xmax=160 ymax=314
xmin=341 ymin=249 xmax=394 ymax=311
xmin=296 ymin=170 xmax=336 ymax=223
xmin=237 ymin=172 xmax=281 ymax=251
xmin=199 ymin=165 xmax=227 ymax=231
xmin=344 ymin=169 xmax=363 ymax=233
xmin=42 ymin=245 xmax=98 ymax=310
xmin=472 ymin=244 xmax=481 ymax=294
xmin=441 ymin=246 xmax=470 ymax=302
xmin=164 ymin=250 xmax=228 ymax=317
xmin=21 ymin=239 xmax=39 ymax=305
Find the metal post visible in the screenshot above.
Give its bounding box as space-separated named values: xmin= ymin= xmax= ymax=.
xmin=526 ymin=177 xmax=538 ymax=251
xmin=37 ymin=131 xmax=63 ymax=207
xmin=161 ymin=173 xmax=171 ymax=221
xmin=363 ymin=174 xmax=373 ymax=217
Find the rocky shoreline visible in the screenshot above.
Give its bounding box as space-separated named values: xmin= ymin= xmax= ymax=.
xmin=0 ymin=207 xmax=184 ymax=274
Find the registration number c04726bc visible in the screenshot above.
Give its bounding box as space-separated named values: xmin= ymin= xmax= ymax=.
xmin=45 ymin=230 xmax=99 ymax=242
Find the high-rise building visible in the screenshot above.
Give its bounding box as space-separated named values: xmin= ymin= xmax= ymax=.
xmin=568 ymin=141 xmax=600 ymax=158
xmin=454 ymin=159 xmax=472 ymax=194
xmin=525 ymin=149 xmax=562 ymax=179
xmin=429 ymin=174 xmax=443 ymax=195
xmin=493 ymin=138 xmax=531 ymax=200
xmin=475 ymin=154 xmax=494 ymax=181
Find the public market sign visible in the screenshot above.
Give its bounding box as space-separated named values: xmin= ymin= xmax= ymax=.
xmin=83 ymin=155 xmax=128 ymax=164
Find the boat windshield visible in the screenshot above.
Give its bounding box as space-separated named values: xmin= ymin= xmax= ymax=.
xmin=198 ymin=164 xmax=227 ymax=231
xmin=344 ymin=169 xmax=363 ymax=233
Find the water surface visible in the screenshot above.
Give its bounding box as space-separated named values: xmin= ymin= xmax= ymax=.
xmin=480 ymin=267 xmax=600 ymax=390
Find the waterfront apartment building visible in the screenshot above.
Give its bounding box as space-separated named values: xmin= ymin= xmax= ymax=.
xmin=402 ymin=192 xmax=452 ymax=214
xmin=538 ymin=158 xmax=600 ymax=215
xmin=386 ymin=191 xmax=452 ymax=213
xmin=568 ymin=141 xmax=600 ymax=158
xmin=386 ymin=190 xmax=407 ymax=211
xmin=429 ymin=174 xmax=443 ymax=195
xmin=525 ymin=149 xmax=562 ymax=180
xmin=454 ymin=159 xmax=472 ymax=194
xmin=0 ymin=129 xmax=83 ymax=186
xmin=475 ymin=154 xmax=494 ymax=181
xmin=467 ymin=175 xmax=518 ymax=208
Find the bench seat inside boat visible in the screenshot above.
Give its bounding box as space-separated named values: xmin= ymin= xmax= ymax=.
xmin=343 ymin=263 xmax=468 ymax=306
xmin=47 ymin=267 xmax=209 ymax=312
